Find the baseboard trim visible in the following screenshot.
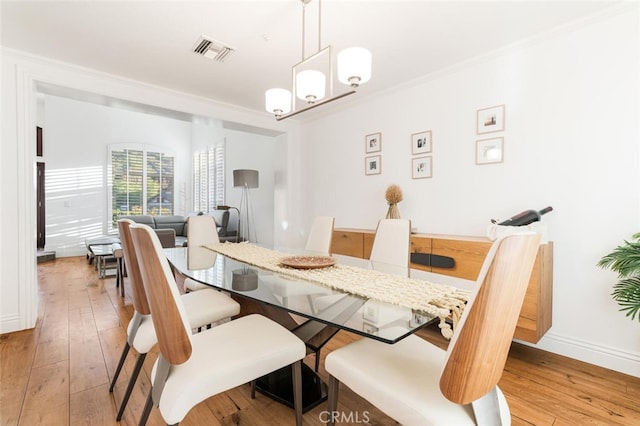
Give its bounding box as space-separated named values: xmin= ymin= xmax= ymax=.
xmin=0 ymin=314 xmax=21 ymax=335
xmin=518 ymin=332 xmax=640 ymax=377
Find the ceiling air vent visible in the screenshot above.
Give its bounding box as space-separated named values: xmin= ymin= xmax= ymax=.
xmin=192 ymin=35 xmax=235 ymax=62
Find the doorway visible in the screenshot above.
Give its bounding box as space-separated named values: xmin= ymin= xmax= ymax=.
xmin=37 ymin=162 xmax=45 ymax=249
xmin=36 ymin=126 xmax=45 ymax=249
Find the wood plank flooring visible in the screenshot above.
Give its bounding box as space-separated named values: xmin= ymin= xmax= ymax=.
xmin=1 ymin=256 xmax=639 ymax=425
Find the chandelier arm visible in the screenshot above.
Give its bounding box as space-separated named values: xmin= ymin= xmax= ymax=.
xmin=275 ymin=90 xmax=356 ymax=121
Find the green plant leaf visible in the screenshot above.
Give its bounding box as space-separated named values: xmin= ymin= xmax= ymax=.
xmin=597 ymin=239 xmax=640 ymax=278
xmin=612 ymin=276 xmax=640 ymax=322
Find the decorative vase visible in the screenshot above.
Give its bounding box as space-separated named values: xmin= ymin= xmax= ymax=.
xmin=386 ymin=203 xmax=401 ymax=219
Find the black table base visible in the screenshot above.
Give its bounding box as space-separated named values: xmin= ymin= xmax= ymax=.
xmin=255 ymin=363 xmax=327 ymax=413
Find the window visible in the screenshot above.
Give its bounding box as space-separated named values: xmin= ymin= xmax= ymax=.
xmin=110 ymin=145 xmax=175 ymax=226
xmin=193 ymin=145 xmax=225 ymax=213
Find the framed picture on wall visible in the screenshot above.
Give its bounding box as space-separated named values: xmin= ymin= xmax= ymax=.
xmin=365 ymin=155 xmax=382 ymax=175
xmin=365 ymin=132 xmax=382 ymax=153
xmin=412 ymin=156 xmax=432 ymax=179
xmin=411 ymin=130 xmax=432 ymax=155
xmin=476 ymin=104 xmax=505 ymax=134
xmin=476 ymin=137 xmax=504 ymax=165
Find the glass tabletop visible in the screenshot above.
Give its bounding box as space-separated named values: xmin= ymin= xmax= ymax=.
xmin=164 ymin=246 xmax=436 ymax=344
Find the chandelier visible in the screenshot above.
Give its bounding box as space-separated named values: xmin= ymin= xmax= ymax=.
xmin=265 ymin=0 xmax=372 ymax=120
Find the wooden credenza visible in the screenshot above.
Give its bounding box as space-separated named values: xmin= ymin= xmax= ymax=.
xmin=332 ymin=228 xmax=553 ymax=343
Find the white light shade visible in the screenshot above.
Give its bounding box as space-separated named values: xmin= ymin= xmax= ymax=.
xmin=265 ymin=88 xmax=292 ymax=115
xmin=338 ymin=47 xmax=372 ymax=87
xmin=296 ymin=70 xmax=326 ymax=102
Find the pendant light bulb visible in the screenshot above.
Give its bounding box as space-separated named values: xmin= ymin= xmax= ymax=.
xmin=296 ymin=70 xmax=326 ymax=103
xmin=338 ymin=47 xmax=372 ymax=87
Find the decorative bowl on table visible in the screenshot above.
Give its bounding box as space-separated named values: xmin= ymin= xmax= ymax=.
xmin=279 ymin=255 xmax=337 ymax=270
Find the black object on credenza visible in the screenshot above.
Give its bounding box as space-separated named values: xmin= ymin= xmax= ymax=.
xmin=493 ymin=206 xmax=553 ymax=227
xmin=409 ymin=253 xmax=455 ymax=269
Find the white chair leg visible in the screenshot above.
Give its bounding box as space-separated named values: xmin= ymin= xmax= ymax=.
xmin=472 ymin=386 xmax=507 ymax=426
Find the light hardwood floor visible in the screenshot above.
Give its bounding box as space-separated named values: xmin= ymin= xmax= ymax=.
xmin=1 ymin=256 xmax=639 ymax=425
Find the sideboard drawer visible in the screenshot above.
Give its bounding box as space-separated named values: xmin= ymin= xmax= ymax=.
xmin=363 ymin=232 xmax=375 ymax=259
xmin=410 ymin=235 xmax=433 ymax=272
xmin=332 ymin=230 xmax=364 ymax=258
xmin=431 ymin=238 xmax=489 ymax=281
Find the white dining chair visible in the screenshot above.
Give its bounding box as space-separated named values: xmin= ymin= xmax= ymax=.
xmin=264 ymin=216 xmax=335 ymax=312
xmin=305 ymin=215 xmax=335 ymax=254
xmin=307 ymin=218 xmax=411 ymax=371
xmin=129 ymin=223 xmax=306 ymax=426
xmin=187 ymin=214 xmax=219 ymax=247
xmin=109 ymin=219 xmax=241 ymax=421
xmin=369 ymin=218 xmax=411 ymax=275
xmin=324 ymin=233 xmax=541 ymax=426
xmin=184 ymin=215 xmax=220 ymax=292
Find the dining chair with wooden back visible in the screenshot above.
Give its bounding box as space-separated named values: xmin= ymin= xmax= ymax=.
xmin=369 ymin=218 xmax=411 ymax=276
xmin=324 ymin=232 xmax=541 ymax=426
xmin=129 ymin=223 xmax=307 ymax=426
xmin=184 ymin=214 xmax=220 ymax=292
xmin=305 ymin=215 xmax=335 ymax=254
xmin=109 ymin=219 xmax=241 ymax=421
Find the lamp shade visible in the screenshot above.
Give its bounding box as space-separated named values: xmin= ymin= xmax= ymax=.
xmin=265 ymin=88 xmax=292 ymax=115
xmin=233 ymin=169 xmax=259 ymax=188
xmin=337 ymin=47 xmax=372 ymax=87
xmin=296 ymin=70 xmax=326 ymax=103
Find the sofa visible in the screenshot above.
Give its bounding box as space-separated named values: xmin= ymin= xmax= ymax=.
xmin=121 ymin=209 xmax=239 ymax=246
xmin=86 ymin=210 xmax=238 ymax=265
xmin=120 ymin=214 xmax=188 ymax=246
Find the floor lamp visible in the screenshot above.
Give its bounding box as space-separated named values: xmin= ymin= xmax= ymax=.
xmin=233 ymin=169 xmax=259 ymax=243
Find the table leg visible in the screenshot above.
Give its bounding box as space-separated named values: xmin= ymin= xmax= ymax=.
xmin=97 ymin=256 xmax=104 ymax=278
xmin=254 ymin=364 xmax=327 ymax=413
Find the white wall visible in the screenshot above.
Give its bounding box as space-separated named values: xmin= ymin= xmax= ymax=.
xmin=299 ymin=7 xmax=640 ymax=375
xmin=225 ymin=129 xmax=278 ymax=246
xmin=42 ymin=95 xmax=193 ymax=256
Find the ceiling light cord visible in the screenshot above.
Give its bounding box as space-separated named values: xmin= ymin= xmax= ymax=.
xmin=302 ymin=1 xmax=306 ymax=60
xmin=318 ymin=0 xmax=322 ymax=53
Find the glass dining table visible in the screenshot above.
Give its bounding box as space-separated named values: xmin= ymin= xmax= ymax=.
xmin=164 ymin=245 xmax=438 ymax=412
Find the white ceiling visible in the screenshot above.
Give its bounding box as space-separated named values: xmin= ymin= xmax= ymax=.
xmin=1 ymin=1 xmax=620 ymax=120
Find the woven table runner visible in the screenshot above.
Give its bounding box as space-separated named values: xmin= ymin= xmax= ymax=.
xmin=204 ymin=242 xmax=471 ymax=338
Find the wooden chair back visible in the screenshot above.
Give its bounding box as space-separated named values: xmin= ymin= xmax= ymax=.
xmin=188 ymin=215 xmax=220 ymax=247
xmin=369 ymin=219 xmax=411 ymax=271
xmin=117 ymin=219 xmax=151 ymax=315
xmin=305 ymin=216 xmax=335 ymax=254
xmin=440 ymin=233 xmax=541 ymax=405
xmin=130 ymin=224 xmax=193 ymax=364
